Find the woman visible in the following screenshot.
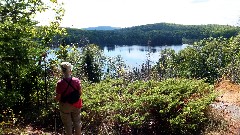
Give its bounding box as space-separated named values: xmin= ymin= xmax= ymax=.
xmin=55 ymin=62 xmax=82 ymax=135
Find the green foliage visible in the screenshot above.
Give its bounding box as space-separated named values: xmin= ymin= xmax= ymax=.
xmin=0 ymin=108 xmax=21 ymax=134
xmin=104 ymin=55 xmax=126 ymax=79
xmin=223 ymin=34 xmax=240 ymax=83
xmin=153 ymin=34 xmax=240 ymax=84
xmin=81 ymin=78 xmax=216 ymax=134
xmin=55 ymin=45 xmax=70 ymax=60
xmin=80 ymin=44 xmax=106 ymax=83
xmin=154 ymin=48 xmax=178 ymax=80
xmin=0 ymin=0 xmax=65 ymax=128
xmin=61 ymin=23 xmax=240 ymax=46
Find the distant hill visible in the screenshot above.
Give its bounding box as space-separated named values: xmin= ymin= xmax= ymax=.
xmin=61 ymin=23 xmax=240 ymax=47
xmin=83 ymin=26 xmax=121 ymax=30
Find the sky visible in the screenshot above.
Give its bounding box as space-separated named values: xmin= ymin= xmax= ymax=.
xmin=36 ymin=0 xmax=240 ymax=28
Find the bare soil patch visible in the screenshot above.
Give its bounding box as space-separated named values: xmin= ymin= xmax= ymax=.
xmin=211 ymin=80 xmax=240 ymax=135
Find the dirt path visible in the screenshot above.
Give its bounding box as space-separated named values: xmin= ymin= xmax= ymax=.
xmin=211 ymin=80 xmax=240 ymax=135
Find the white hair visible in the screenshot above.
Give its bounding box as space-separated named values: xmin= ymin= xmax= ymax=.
xmin=60 ymin=62 xmax=73 ymax=73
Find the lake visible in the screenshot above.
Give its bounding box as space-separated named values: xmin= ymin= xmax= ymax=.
xmin=103 ymin=44 xmax=188 ymax=68
xmin=48 ymin=44 xmax=188 ymax=68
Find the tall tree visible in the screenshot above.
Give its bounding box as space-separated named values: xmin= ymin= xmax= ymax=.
xmin=0 ymin=0 xmax=65 ymax=110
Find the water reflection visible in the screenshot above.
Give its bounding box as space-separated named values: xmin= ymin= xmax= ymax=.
xmin=103 ymin=44 xmax=188 ymax=68
xmin=47 ymin=44 xmax=188 ymax=68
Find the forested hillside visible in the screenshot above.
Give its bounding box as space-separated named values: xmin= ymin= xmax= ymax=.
xmin=83 ymin=26 xmax=121 ymax=30
xmin=58 ymin=23 xmax=240 ymax=47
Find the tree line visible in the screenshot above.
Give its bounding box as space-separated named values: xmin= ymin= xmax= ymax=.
xmin=56 ymin=23 xmax=240 ymax=47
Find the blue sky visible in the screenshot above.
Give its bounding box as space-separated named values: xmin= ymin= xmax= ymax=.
xmin=36 ymin=0 xmax=240 ymax=28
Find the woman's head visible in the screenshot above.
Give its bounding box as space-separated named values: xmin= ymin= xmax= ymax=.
xmin=60 ymin=62 xmax=73 ymax=75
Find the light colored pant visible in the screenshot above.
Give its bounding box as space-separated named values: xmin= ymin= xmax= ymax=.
xmin=59 ymin=102 xmax=81 ymax=135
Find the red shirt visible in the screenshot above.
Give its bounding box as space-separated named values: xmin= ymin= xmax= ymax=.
xmin=56 ymin=77 xmax=82 ymax=108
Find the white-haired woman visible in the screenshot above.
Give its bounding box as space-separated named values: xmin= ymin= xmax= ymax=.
xmin=55 ymin=62 xmax=82 ymax=135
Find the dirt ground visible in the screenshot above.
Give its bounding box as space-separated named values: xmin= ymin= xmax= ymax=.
xmin=212 ymin=80 xmax=240 ymax=135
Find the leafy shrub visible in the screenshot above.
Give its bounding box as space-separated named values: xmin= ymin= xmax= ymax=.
xmin=154 ymin=34 xmax=240 ymax=84
xmin=80 ymin=44 xmax=105 ymax=83
xmin=81 ymin=78 xmax=216 ymax=134
xmin=222 ymin=34 xmax=240 ymax=83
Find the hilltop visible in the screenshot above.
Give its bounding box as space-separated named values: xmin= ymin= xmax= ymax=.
xmin=59 ymin=23 xmax=240 ymax=47
xmin=83 ymin=26 xmax=121 ymax=30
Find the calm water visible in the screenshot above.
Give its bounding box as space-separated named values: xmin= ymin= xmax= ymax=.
xmin=103 ymin=44 xmax=188 ymax=68
xmin=48 ymin=44 xmax=188 ymax=68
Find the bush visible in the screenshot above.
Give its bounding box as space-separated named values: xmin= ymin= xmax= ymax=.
xmin=81 ymin=78 xmax=216 ymax=134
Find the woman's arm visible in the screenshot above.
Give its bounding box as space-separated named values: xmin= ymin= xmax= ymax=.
xmin=55 ymin=81 xmax=62 ymax=102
